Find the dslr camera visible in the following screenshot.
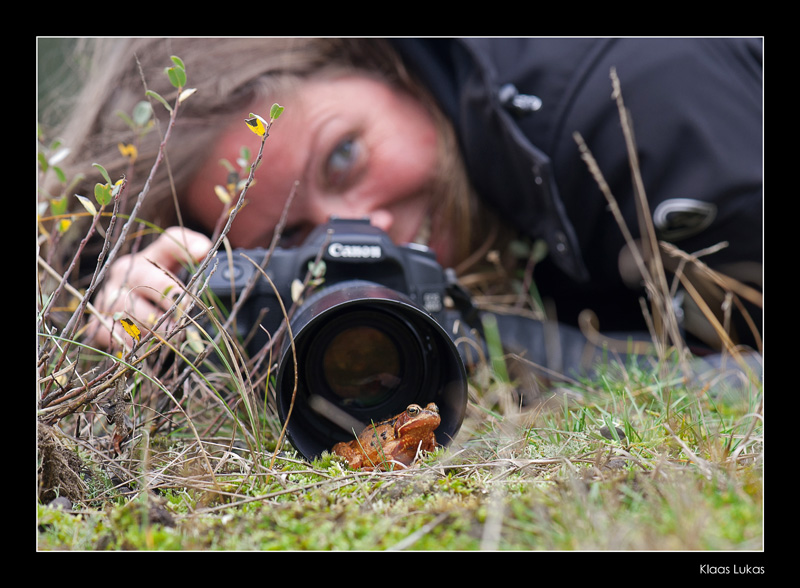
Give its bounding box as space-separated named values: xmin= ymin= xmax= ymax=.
xmin=204 ymin=217 xmax=471 ymax=461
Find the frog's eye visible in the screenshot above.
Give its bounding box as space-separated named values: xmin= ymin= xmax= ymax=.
xmin=407 ymin=405 xmax=420 ymax=416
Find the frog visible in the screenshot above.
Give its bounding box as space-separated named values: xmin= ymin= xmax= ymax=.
xmin=331 ymin=403 xmax=441 ymax=470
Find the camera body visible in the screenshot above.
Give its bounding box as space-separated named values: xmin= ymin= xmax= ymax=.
xmin=204 ymin=217 xmax=469 ymax=461
xmin=207 ymin=217 xmax=463 ymax=353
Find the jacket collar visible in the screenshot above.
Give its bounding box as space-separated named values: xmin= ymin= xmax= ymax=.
xmin=390 ymin=38 xmax=588 ymax=281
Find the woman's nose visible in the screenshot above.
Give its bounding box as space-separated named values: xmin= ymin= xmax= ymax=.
xmin=366 ymin=209 xmax=393 ymax=234
xmin=307 ymin=194 xmax=394 ymax=234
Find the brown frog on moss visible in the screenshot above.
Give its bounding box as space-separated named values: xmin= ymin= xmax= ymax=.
xmin=332 ymin=403 xmax=441 ymax=470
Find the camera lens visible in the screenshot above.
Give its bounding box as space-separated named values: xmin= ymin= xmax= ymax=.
xmin=276 ymin=280 xmax=467 ymax=461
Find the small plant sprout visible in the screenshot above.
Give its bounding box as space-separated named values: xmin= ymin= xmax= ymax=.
xmin=244 ymin=103 xmax=285 ymax=138
xmin=215 ymin=147 xmax=254 ymax=205
xmin=145 ymin=56 xmax=196 ymax=114
xmin=48 ymin=194 xmax=72 ymax=233
xmin=116 ymin=100 xmax=155 ymax=155
xmin=88 ymin=163 xmax=124 ymax=208
xmin=164 ymin=55 xmax=187 ymax=89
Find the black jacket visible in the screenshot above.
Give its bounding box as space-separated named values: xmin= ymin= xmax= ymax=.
xmin=390 ymin=38 xmax=763 ymax=337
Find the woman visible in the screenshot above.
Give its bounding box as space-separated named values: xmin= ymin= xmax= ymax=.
xmin=40 ymin=37 xmax=763 ymax=370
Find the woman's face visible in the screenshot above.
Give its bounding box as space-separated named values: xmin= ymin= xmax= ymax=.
xmin=185 ymin=75 xmax=453 ymax=264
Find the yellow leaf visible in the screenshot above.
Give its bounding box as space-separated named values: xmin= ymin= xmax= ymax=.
xmin=291 ymin=279 xmax=305 ymax=303
xmin=118 ymin=143 xmax=138 ymax=163
xmin=75 ymin=194 xmax=97 ymax=216
xmin=244 ymin=114 xmax=268 ymax=137
xmin=185 ymin=326 xmax=205 ymax=354
xmin=57 ymin=218 xmax=72 ymax=233
xmin=178 ymin=87 xmax=197 ymax=103
xmin=214 ymin=184 xmax=232 ymax=204
xmin=119 ymin=318 xmax=141 ymax=343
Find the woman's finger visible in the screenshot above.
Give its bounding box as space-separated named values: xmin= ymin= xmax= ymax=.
xmin=88 ymin=227 xmax=212 ymax=348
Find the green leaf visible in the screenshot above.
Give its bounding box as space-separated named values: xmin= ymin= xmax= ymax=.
xmin=116 ymin=109 xmax=135 ymax=130
xmin=308 ymin=259 xmax=326 ymax=279
xmin=93 ymin=183 xmax=112 ymax=207
xmin=165 ymin=65 xmax=187 ymax=88
xmin=531 ymin=239 xmax=548 ymax=263
xmin=269 ymin=103 xmax=285 ymax=120
xmin=37 ymin=151 xmax=49 ymax=173
xmin=218 ymin=158 xmax=236 ymax=174
xmin=50 ymin=195 xmax=68 ymax=216
xmin=170 ymin=55 xmax=185 ymax=70
xmin=92 ymin=163 xmax=112 ymax=186
xmin=132 ymin=100 xmax=153 ymax=127
xmin=53 ymin=166 xmax=66 ymax=184
xmin=146 ymin=90 xmax=172 ymax=113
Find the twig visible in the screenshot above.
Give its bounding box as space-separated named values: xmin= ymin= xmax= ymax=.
xmin=610 ymin=68 xmax=683 ymax=352
xmin=573 ymin=68 xmax=689 ymax=373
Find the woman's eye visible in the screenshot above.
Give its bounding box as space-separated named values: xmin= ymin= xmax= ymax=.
xmin=324 ymin=137 xmax=360 ymax=188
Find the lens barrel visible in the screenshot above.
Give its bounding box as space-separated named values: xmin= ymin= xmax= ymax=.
xmin=275 ymin=280 xmax=467 ymax=461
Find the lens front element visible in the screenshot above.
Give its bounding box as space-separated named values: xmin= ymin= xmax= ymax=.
xmin=322 ymin=325 xmax=401 ymax=404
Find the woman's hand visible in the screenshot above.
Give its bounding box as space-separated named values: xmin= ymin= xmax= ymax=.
xmin=87 ymin=226 xmax=213 ymax=349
